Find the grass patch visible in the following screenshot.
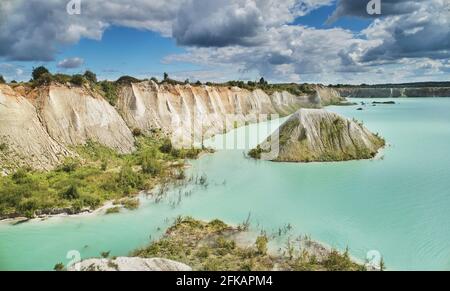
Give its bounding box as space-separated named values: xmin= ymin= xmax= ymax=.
xmin=105 ymin=207 xmax=121 ymax=215
xmin=0 ymin=136 xmax=197 ymax=219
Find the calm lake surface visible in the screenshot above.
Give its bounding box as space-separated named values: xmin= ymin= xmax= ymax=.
xmin=1 ymin=98 xmax=450 ymax=271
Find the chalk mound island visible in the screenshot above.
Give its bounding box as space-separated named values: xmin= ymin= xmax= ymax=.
xmin=68 ymin=257 xmax=192 ymax=271
xmin=250 ymin=109 xmax=385 ymax=162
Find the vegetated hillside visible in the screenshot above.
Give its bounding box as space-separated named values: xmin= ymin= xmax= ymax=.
xmin=249 ymin=109 xmax=385 ymax=162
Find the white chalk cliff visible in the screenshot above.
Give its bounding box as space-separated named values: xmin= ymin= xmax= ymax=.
xmin=0 ymin=85 xmax=70 ymax=171
xmin=117 ymin=81 xmax=325 ymax=146
xmin=37 ymin=85 xmax=135 ymax=154
xmin=0 ymin=82 xmax=343 ymax=171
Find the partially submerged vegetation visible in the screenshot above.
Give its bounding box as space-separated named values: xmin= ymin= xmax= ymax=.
xmin=0 ymin=137 xmax=202 ymax=220
xmin=132 ymin=217 xmax=368 ymax=271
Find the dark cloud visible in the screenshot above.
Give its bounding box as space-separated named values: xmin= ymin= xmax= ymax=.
xmin=0 ymin=1 xmax=68 ymax=61
xmin=267 ymin=53 xmax=293 ymax=65
xmin=172 ymin=0 xmax=331 ymax=47
xmin=173 ymin=0 xmax=263 ymax=47
xmin=0 ymin=0 xmax=448 ymax=84
xmin=0 ymin=0 xmax=181 ymax=61
xmin=57 ymin=57 xmax=84 ymax=69
xmin=328 ymin=0 xmax=424 ymax=23
xmin=360 ymin=1 xmax=450 ymax=62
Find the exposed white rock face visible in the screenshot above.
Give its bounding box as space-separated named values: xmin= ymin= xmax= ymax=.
xmin=68 ymin=257 xmax=192 ymax=271
xmin=314 ymin=86 xmax=345 ymax=105
xmin=0 ymin=82 xmax=343 ymax=170
xmin=38 ymin=85 xmax=135 ymax=154
xmin=117 ymin=81 xmax=317 ymax=146
xmin=0 ymin=85 xmax=71 ymax=171
xmin=257 ymin=109 xmax=385 ymax=162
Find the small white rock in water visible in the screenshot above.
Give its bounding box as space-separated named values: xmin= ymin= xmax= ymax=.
xmin=68 ymin=257 xmax=192 ymax=271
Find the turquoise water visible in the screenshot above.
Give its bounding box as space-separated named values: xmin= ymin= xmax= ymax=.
xmin=2 ymin=98 xmax=450 ymax=271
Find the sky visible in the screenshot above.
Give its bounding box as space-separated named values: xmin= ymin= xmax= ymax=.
xmin=0 ymin=0 xmax=449 ymax=84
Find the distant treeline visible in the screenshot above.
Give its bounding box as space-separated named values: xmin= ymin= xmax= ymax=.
xmin=330 ymin=82 xmax=450 ymax=88
xmin=6 ymin=66 xmax=318 ymax=99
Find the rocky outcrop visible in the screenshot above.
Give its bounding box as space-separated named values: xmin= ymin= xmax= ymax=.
xmin=36 ymin=85 xmax=135 ymax=154
xmin=68 ymin=257 xmax=192 ymax=271
xmin=0 ymin=85 xmax=71 ymax=171
xmin=252 ymin=109 xmax=385 ymax=162
xmin=337 ymin=87 xmax=450 ymax=98
xmin=117 ymin=81 xmax=332 ymax=146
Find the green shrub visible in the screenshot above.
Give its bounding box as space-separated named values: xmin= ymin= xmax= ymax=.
xmin=58 ymin=158 xmax=79 ymax=173
xmin=54 ymin=263 xmax=65 ymax=271
xmin=53 ymin=74 xmax=72 ymax=84
xmin=178 ymin=148 xmax=201 ymax=159
xmin=61 ymin=185 xmax=80 ymax=200
xmin=81 ymin=194 xmax=101 ymax=209
xmin=197 ymin=247 xmax=210 ymax=259
xmin=32 ymin=66 xmax=50 ymax=81
xmin=216 ymin=237 xmax=236 ymax=252
xmin=122 ymin=198 xmax=139 ymax=210
xmin=132 ymin=128 xmax=142 ymax=137
xmin=116 ymin=76 xmax=140 ymax=85
xmin=35 ymin=73 xmax=53 ymax=86
xmin=0 ymin=143 xmax=7 ymax=151
xmin=140 ymin=150 xmax=162 ymax=176
xmin=159 ymin=139 xmax=173 ymax=154
xmin=100 ymin=159 xmax=108 ymax=171
xmin=255 ymin=235 xmax=268 ymax=255
xmin=0 ymin=75 xmax=5 ymax=84
xmin=70 ymin=74 xmax=85 ymax=86
xmin=248 ymin=146 xmax=263 ymax=159
xmin=99 ymin=81 xmax=118 ymax=105
xmin=117 ymin=165 xmax=143 ymax=195
xmin=83 ymin=70 xmax=97 ymax=83
xmin=106 ymin=207 xmax=120 ymax=215
xmin=323 ymin=249 xmax=354 ymax=271
xmin=12 ymin=168 xmax=30 ymax=183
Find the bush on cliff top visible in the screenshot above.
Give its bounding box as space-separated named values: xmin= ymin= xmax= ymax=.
xmin=32 ymin=66 xmax=50 ymax=81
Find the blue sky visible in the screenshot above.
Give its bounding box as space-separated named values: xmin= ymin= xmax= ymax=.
xmin=0 ymin=0 xmax=448 ymax=84
xmin=59 ymin=27 xmax=200 ymax=80
xmin=293 ymin=4 xmax=371 ymax=32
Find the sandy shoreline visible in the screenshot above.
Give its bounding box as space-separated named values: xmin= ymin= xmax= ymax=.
xmin=0 ymin=200 xmax=118 ymax=225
